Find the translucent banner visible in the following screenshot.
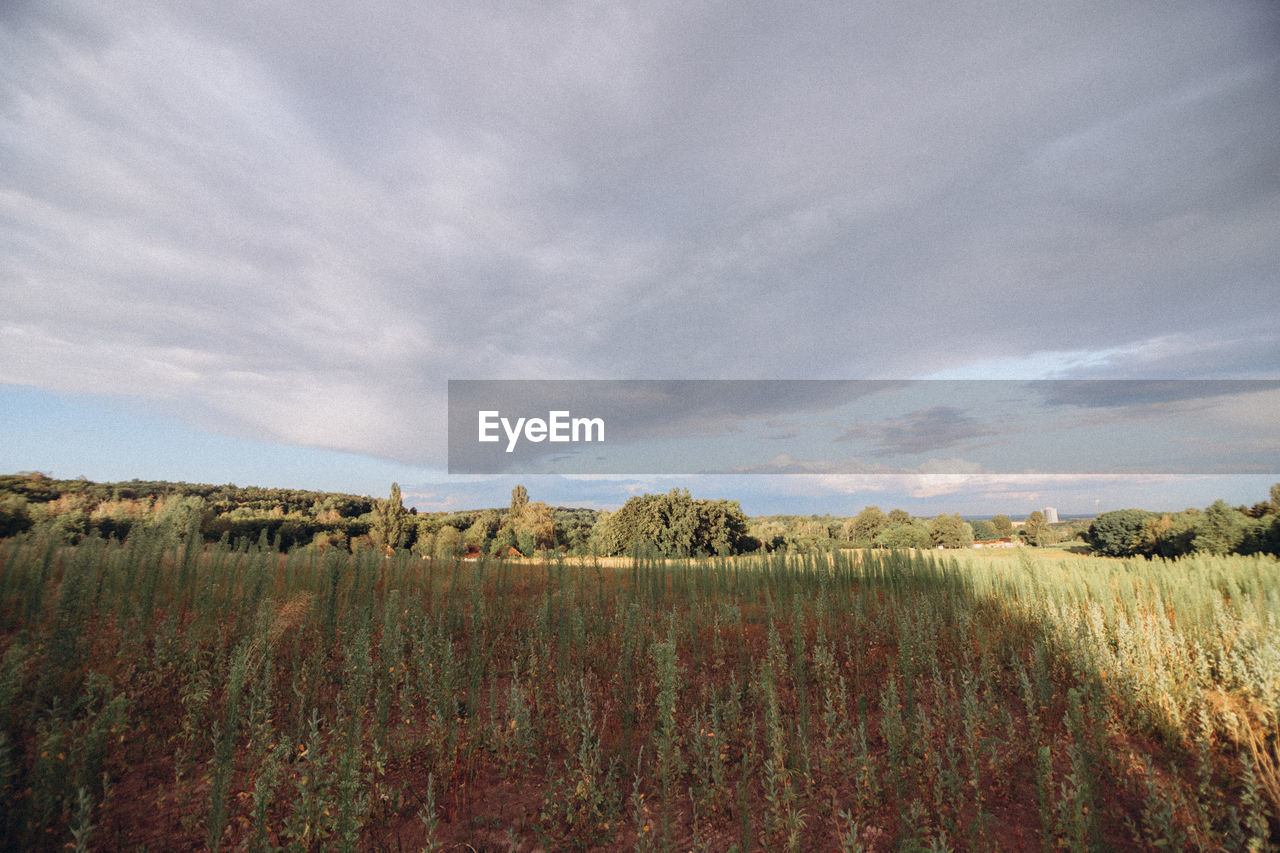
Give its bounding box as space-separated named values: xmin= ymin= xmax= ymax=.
xmin=447 ymin=379 xmax=1280 ymax=475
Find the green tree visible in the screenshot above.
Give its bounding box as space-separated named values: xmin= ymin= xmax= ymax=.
xmin=874 ymin=520 xmax=932 ymax=549
xmin=887 ymin=509 xmax=911 ymax=525
xmin=588 ymin=510 xmax=620 ymax=555
xmin=510 ymin=484 xmax=529 ymax=522
xmin=990 ymin=515 xmax=1014 ymax=538
xmin=970 ymin=519 xmax=995 ymax=541
xmin=0 ymin=495 xmax=33 ymax=538
xmin=463 ymin=509 xmax=501 ymax=554
xmin=749 ymin=519 xmax=790 ymax=552
xmin=434 ymin=525 xmax=462 ymax=560
xmin=592 ymin=490 xmax=752 ymax=556
xmin=1264 ymin=517 xmax=1280 ymax=556
xmin=796 ymin=517 xmax=833 ymax=541
xmin=463 ymin=518 xmax=489 ymax=554
xmin=696 ymin=499 xmax=754 ymax=555
xmin=1141 ymin=513 xmax=1197 ymax=558
xmin=851 ymin=506 xmax=889 ymax=545
xmin=1086 ymin=509 xmax=1153 ymax=557
xmin=554 ymin=508 xmax=599 ymax=555
xmin=517 ymin=501 xmax=557 ymax=553
xmin=516 ymin=529 xmax=536 ymax=556
xmin=43 ymin=508 xmax=91 ymax=545
xmin=929 ymin=513 xmax=972 ymax=549
xmin=490 ymin=525 xmax=518 ymax=556
xmin=1245 ymin=501 xmax=1273 ymax=519
xmin=1022 ymin=511 xmax=1052 ymax=547
xmin=414 ymin=525 xmax=435 ymax=558
xmin=370 ymin=483 xmax=409 ymax=550
xmin=155 ymin=495 xmax=210 ymax=542
xmin=1192 ymin=499 xmax=1247 ymax=555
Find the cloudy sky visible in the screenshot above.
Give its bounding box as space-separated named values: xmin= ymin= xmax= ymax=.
xmin=2 ymin=0 xmax=1278 ymax=516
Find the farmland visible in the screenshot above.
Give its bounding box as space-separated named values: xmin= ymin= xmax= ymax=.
xmin=0 ymin=530 xmax=1277 ymax=850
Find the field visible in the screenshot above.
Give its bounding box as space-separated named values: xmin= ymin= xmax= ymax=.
xmin=0 ymin=532 xmax=1277 ymax=851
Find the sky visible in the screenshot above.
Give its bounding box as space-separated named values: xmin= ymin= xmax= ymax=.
xmin=2 ymin=0 xmax=1278 ymax=517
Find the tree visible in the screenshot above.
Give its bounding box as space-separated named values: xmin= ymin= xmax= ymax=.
xmin=1192 ymin=499 xmax=1247 ymax=555
xmin=874 ymin=520 xmax=932 ymax=549
xmin=592 ymin=490 xmax=753 ymax=556
xmin=888 ymin=509 xmax=911 ymax=525
xmin=412 ymin=527 xmax=435 ymax=558
xmin=499 ymin=485 xmax=546 ymax=553
xmin=1245 ymin=502 xmax=1273 ymax=519
xmin=852 ymin=506 xmax=889 ymax=545
xmin=1022 ymin=511 xmax=1052 ymax=547
xmin=929 ymin=514 xmax=972 ymax=549
xmin=565 ymin=525 xmax=591 ymax=555
xmin=990 ymin=515 xmax=1014 ymax=538
xmin=1142 ymin=513 xmax=1173 ymax=556
xmin=796 ymin=517 xmax=833 ymax=541
xmin=463 ymin=519 xmax=490 ymax=554
xmin=587 ymin=510 xmax=617 ymax=555
xmin=1086 ymin=509 xmax=1153 ymax=557
xmin=462 ymin=508 xmax=501 ymax=554
xmin=370 ymin=483 xmax=409 ymax=550
xmin=0 ymin=495 xmax=33 ymax=539
xmin=1264 ymin=517 xmax=1280 ymax=556
xmin=696 ymin=499 xmax=754 ymax=555
xmin=970 ymin=519 xmax=995 ymax=541
xmin=517 ymin=501 xmax=557 ymax=553
xmin=434 ymin=525 xmax=462 ymax=560
xmin=155 ymin=495 xmax=210 ymax=543
xmin=43 ymin=508 xmax=91 ymax=545
xmin=510 ymin=484 xmax=529 ymax=523
xmin=554 ymin=508 xmax=599 ymax=556
xmin=750 ymin=519 xmax=790 ymax=553
xmin=490 ymin=525 xmax=518 ymax=556
xmin=1141 ymin=513 xmax=1197 ymax=558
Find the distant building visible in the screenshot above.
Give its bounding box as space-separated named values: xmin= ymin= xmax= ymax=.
xmin=1043 ymin=506 xmax=1059 ymax=524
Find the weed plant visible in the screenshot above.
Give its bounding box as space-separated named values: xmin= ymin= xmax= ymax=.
xmin=0 ymin=530 xmax=1275 ymax=849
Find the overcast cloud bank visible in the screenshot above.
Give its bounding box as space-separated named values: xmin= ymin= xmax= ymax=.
xmin=3 ymin=1 xmax=1277 ymax=508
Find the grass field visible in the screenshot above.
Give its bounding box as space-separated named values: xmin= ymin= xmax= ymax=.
xmin=0 ymin=531 xmax=1276 ymax=850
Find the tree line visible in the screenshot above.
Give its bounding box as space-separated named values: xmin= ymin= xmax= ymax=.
xmin=2 ymin=472 xmax=1276 ymax=559
xmin=0 ymin=475 xmax=1029 ymax=558
xmin=748 ymin=507 xmax=1067 ymax=551
xmin=1085 ymin=486 xmax=1280 ymax=558
xmin=0 ymin=475 xmax=596 ymax=557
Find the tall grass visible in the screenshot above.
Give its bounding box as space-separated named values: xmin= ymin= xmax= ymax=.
xmin=0 ymin=529 xmax=1275 ymax=849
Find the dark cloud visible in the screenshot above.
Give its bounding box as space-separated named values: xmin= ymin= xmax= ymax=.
xmin=835 ymin=406 xmax=1000 ymax=457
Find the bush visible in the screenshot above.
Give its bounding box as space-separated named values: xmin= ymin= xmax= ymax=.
xmin=1086 ymin=509 xmax=1153 ymax=557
